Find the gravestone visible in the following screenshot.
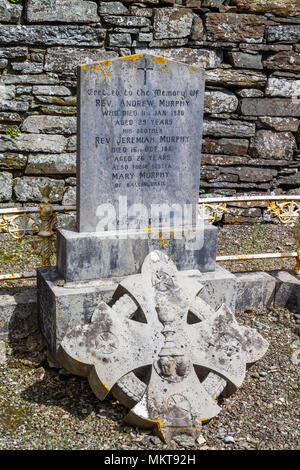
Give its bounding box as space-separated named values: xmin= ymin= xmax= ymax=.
xmin=77 ymin=54 xmax=204 ymax=232
xmin=57 ymin=250 xmax=269 ymax=442
xmin=36 ymin=53 xmax=266 ymax=442
xmin=56 ymin=53 xmax=218 ymax=282
xmin=38 ymin=53 xmax=236 ymax=373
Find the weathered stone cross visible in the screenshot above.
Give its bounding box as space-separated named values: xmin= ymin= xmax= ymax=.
xmin=58 ymin=251 xmax=268 ymax=442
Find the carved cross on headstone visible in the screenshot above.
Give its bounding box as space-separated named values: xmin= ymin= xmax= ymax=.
xmin=137 ymin=57 xmax=154 ymax=86
xmin=57 ymin=251 xmax=269 ymax=442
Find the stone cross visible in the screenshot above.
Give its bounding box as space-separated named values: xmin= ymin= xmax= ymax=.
xmin=137 ymin=56 xmax=153 ymax=85
xmin=57 ymin=251 xmax=269 ymax=442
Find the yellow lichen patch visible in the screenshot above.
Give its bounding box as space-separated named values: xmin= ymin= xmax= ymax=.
xmin=99 ymin=377 xmax=110 ymax=391
xmin=121 ymin=54 xmax=143 ymax=62
xmin=102 ymin=60 xmax=111 ymax=67
xmin=188 ymin=65 xmax=199 ymax=71
xmin=81 ymin=65 xmax=86 ymax=70
xmin=151 ymin=56 xmax=166 ymax=65
xmin=198 ymin=417 xmax=206 ymax=423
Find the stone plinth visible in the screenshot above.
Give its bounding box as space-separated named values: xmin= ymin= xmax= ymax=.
xmin=56 ymin=222 xmax=218 ymax=282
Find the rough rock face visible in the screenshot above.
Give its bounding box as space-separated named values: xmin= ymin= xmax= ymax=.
xmin=0 ymin=0 xmax=22 ymax=23
xmin=153 ymin=8 xmax=194 ymax=39
xmin=0 ymin=0 xmax=299 ymax=222
xmin=205 ymin=13 xmax=273 ymax=43
xmin=26 ymin=0 xmax=100 ymax=23
xmin=232 ymin=0 xmax=300 ymax=17
xmin=249 ymin=130 xmax=297 ymax=160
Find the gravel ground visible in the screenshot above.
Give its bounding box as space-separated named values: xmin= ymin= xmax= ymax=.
xmin=0 ymin=224 xmax=299 ymax=450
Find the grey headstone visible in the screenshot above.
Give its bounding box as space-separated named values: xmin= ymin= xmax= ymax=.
xmin=77 ymin=53 xmax=205 ymax=232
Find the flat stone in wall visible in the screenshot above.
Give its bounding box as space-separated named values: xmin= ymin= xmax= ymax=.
xmin=249 ymin=130 xmax=297 ymax=160
xmin=0 ymin=26 xmax=105 ymax=46
xmin=202 ymin=138 xmax=249 ymax=156
xmin=137 ymin=48 xmax=222 ymax=68
xmin=22 ymin=116 xmax=76 ymax=135
xmin=153 ymin=8 xmax=194 ymax=39
xmin=13 ymin=177 xmax=65 ymax=202
xmin=204 ymin=90 xmax=238 ymax=115
xmin=26 ymin=0 xmax=100 ymax=23
xmin=62 ymin=186 xmax=76 ymax=205
xmin=0 ymin=153 xmax=27 ymax=170
xmin=266 ymin=25 xmax=300 ymax=43
xmin=266 ymin=78 xmax=300 ymax=98
xmin=0 ymin=134 xmax=66 ymax=153
xmin=227 ymin=52 xmax=263 ymax=70
xmin=0 ymin=74 xmax=58 ymax=85
xmin=205 ymin=69 xmax=267 ymax=87
xmin=25 ymin=153 xmax=76 ymax=175
xmin=45 ymin=47 xmax=118 ymax=73
xmin=0 ymin=171 xmax=12 ymax=201
xmin=0 ymin=0 xmax=22 ymax=23
xmin=205 ymin=13 xmax=273 ymax=43
xmin=233 ymin=0 xmax=300 ymax=16
xmin=259 ymin=117 xmax=299 ymax=132
xmin=264 ymin=52 xmax=300 ymax=72
xmin=203 ymin=119 xmax=256 ymax=138
xmin=241 ymin=98 xmax=300 ymax=117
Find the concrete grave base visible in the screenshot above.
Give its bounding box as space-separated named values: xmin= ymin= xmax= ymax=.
xmin=271 ymin=270 xmax=300 ymax=313
xmin=0 ymin=289 xmax=37 ymax=340
xmin=235 ymin=271 xmax=277 ymax=313
xmin=56 ymin=222 xmax=218 ymax=282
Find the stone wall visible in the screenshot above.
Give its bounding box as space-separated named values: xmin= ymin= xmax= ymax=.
xmin=0 ymin=0 xmax=300 ymax=224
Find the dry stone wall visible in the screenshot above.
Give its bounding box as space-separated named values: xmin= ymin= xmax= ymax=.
xmin=0 ymin=0 xmax=300 ymax=224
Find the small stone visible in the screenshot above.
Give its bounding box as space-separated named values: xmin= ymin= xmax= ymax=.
xmin=224 ymin=436 xmax=235 ymax=444
xmin=259 ymin=371 xmax=267 ymax=377
xmin=173 ymin=434 xmax=196 ymax=447
xmin=150 ymin=436 xmax=161 ymax=445
xmin=291 ymin=340 xmax=300 ymax=349
xmin=59 ymin=368 xmax=73 ymax=377
xmin=251 ymin=371 xmax=260 ymax=378
xmin=197 ymin=434 xmax=206 ymax=445
xmin=291 ymin=350 xmax=300 ymax=365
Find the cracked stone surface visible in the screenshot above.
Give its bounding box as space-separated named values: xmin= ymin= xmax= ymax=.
xmin=57 ymin=251 xmax=269 ymax=442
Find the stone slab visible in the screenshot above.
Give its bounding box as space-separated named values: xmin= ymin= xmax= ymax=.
xmin=189 ymin=264 xmax=237 ymax=312
xmin=56 ymin=223 xmax=218 ymax=282
xmin=271 ymin=270 xmax=300 ymax=313
xmin=77 ymin=53 xmax=205 ymax=232
xmin=0 ymin=289 xmax=37 ymax=340
xmin=235 ymin=271 xmax=276 ymax=313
